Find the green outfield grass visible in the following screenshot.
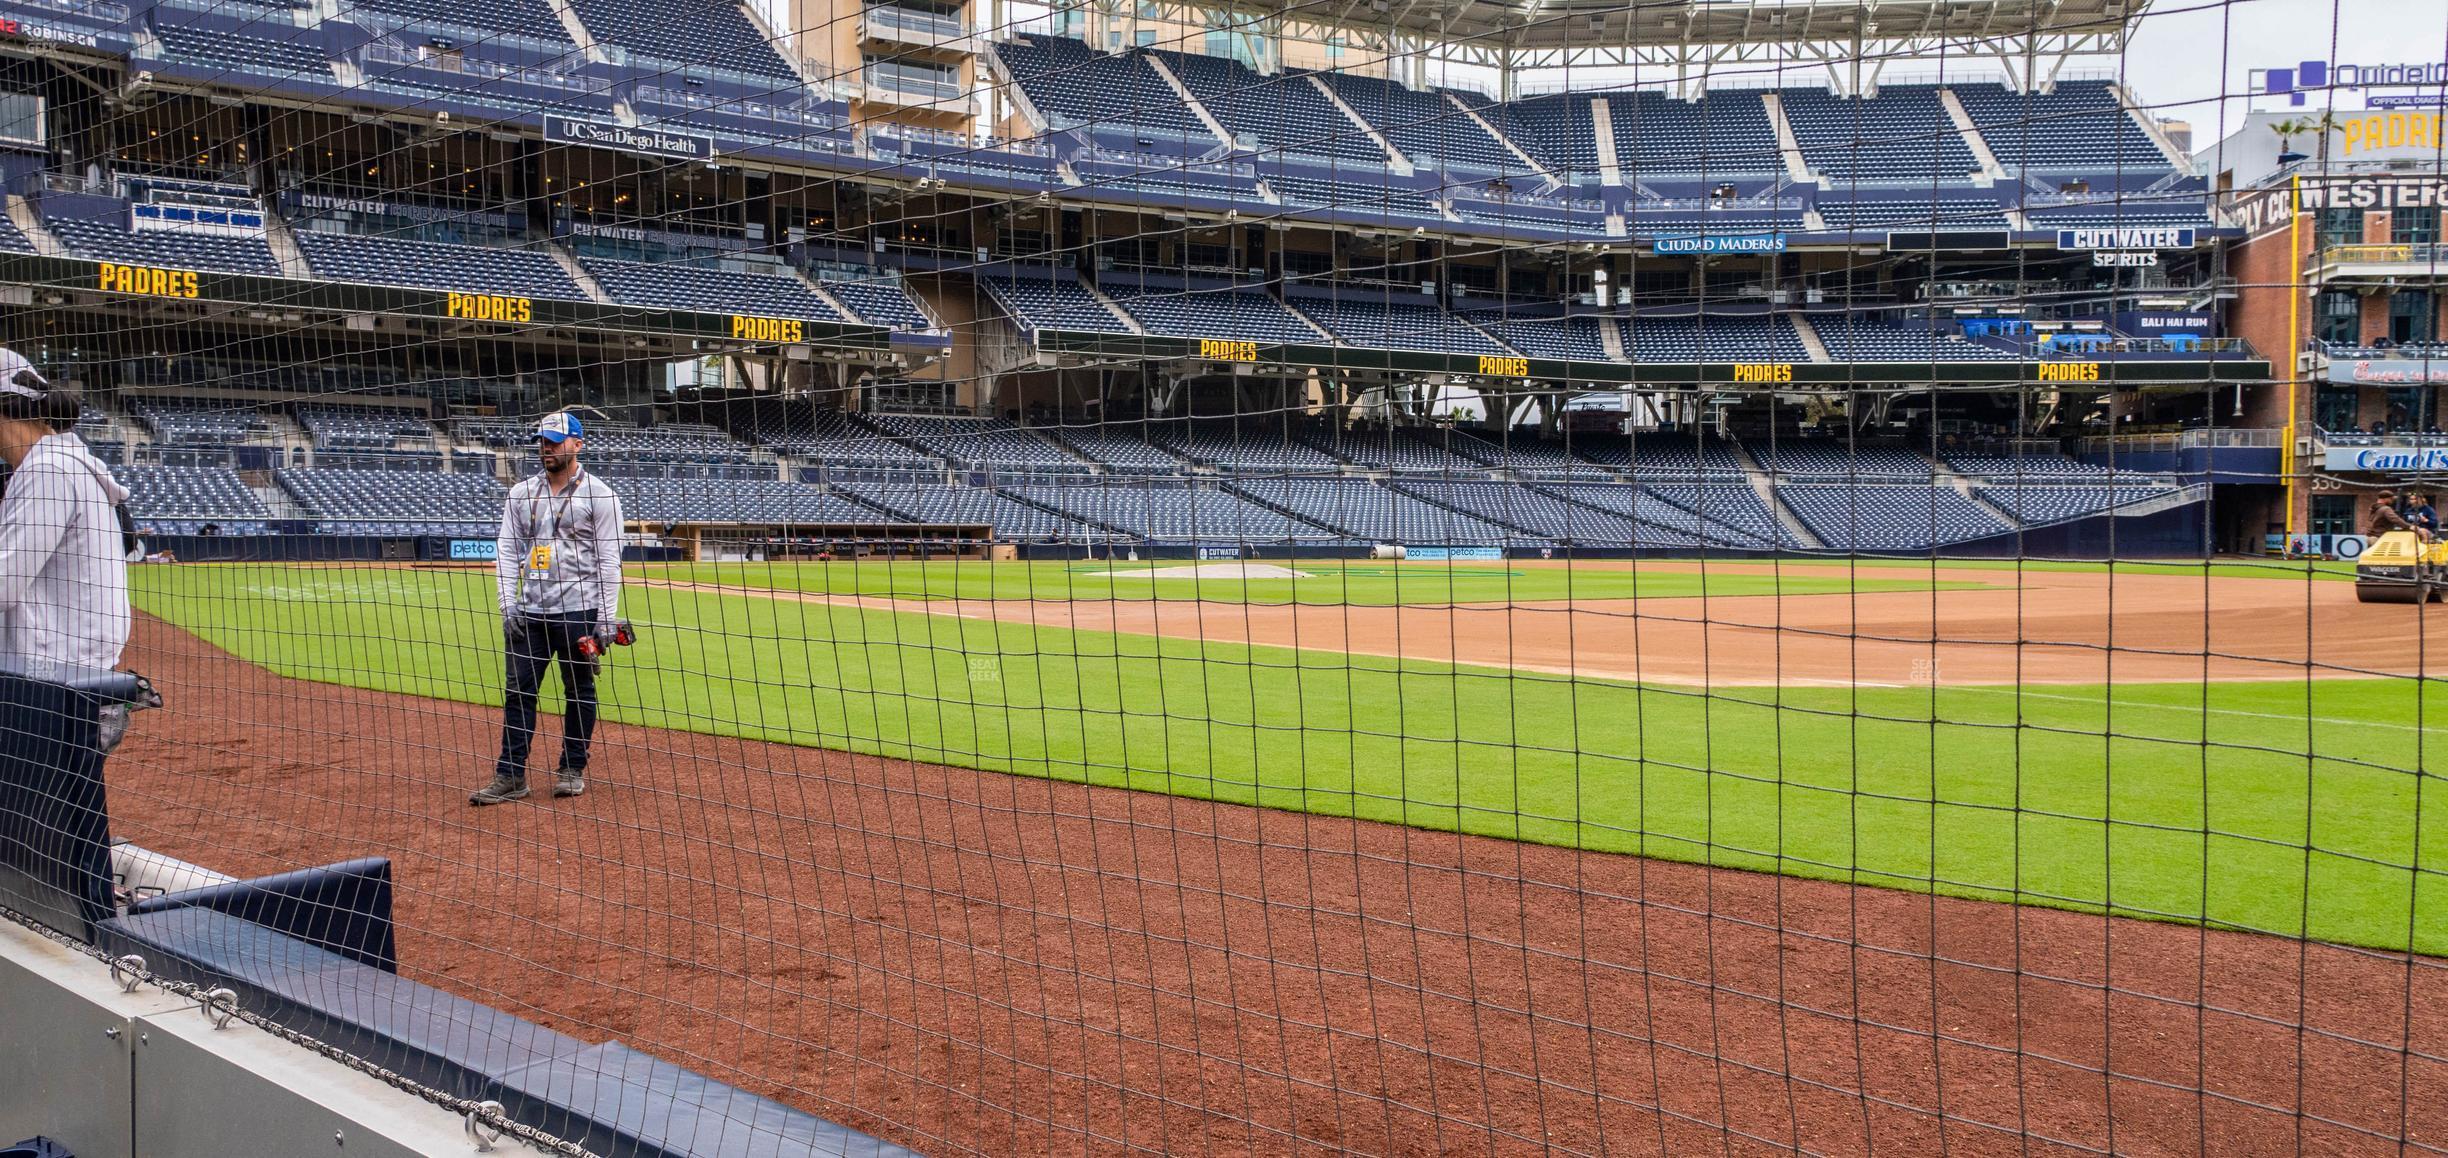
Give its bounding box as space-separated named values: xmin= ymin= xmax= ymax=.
xmin=632 ymin=557 xmax=1994 ymax=605
xmin=132 ymin=563 xmax=2447 ymax=954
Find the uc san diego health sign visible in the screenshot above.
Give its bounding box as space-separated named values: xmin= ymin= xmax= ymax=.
xmin=543 ymin=115 xmax=716 ymax=163
xmin=2326 ymin=447 xmax=2448 ymax=473
xmin=1652 ymin=233 xmax=1787 ymax=255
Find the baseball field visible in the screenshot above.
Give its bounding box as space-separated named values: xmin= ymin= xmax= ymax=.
xmin=100 ymin=555 xmax=2447 ymax=1154
xmin=124 ymin=557 xmax=2442 ymax=952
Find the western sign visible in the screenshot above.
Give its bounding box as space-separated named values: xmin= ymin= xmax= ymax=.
xmin=1651 ymin=233 xmax=1787 ymax=255
xmin=2056 ymin=227 xmax=2195 ymax=250
xmin=543 ymin=116 xmax=715 ymax=163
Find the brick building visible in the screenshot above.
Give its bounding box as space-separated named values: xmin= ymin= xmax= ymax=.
xmin=2212 ymin=114 xmax=2448 ymax=546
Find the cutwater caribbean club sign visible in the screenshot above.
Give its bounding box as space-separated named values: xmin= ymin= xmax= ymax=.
xmin=543 ymin=115 xmax=716 ymax=163
xmin=1652 ymin=233 xmax=1787 ymax=256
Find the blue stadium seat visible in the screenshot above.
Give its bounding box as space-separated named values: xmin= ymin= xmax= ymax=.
xmin=1782 ymin=86 xmax=1981 ymax=183
xmin=1776 ymin=484 xmax=2008 ymax=550
xmin=1316 ymin=73 xmax=1524 ymax=174
xmin=1608 ymin=90 xmax=1784 ymax=178
xmin=1811 ymin=316 xmax=2021 ymax=362
xmin=830 ymin=479 xmax=1095 ymax=539
xmin=1103 ymin=276 xmax=1319 ymax=344
xmin=994 ymin=35 xmax=1215 ymax=143
xmin=49 ymin=215 xmax=280 ymax=276
xmin=121 ymin=465 xmax=273 ymax=536
xmin=278 ymin=468 xmax=506 ymax=536
xmin=1158 ymin=421 xmax=1345 ymax=473
xmin=587 ymin=258 xmax=844 ymax=321
xmin=1464 ymin=313 xmax=1608 ymax=361
xmin=1286 ymin=286 xmax=1509 ymax=356
xmin=564 ymin=0 xmax=799 ymax=82
xmin=1747 ymin=440 xmax=1937 ymax=479
xmin=982 ymin=271 xmax=1134 ymax=334
xmin=1954 ymin=81 xmax=2173 ymax=175
xmin=149 ymin=20 xmax=334 ymax=81
xmin=1153 ymin=50 xmax=1384 ymax=165
xmin=860 ymin=413 xmax=1089 ymax=472
xmin=812 ymin=272 xmax=931 ymax=330
xmin=1620 ymin=314 xmax=1809 ymax=362
xmin=1038 ymin=424 xmax=1190 ymax=475
xmin=297 ymin=230 xmax=586 ymax=299
xmin=1003 ymin=482 xmax=1338 ymax=541
xmin=1229 ymin=476 xmax=1533 ymax=544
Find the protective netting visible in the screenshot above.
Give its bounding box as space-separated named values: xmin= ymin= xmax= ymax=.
xmin=0 ymin=0 xmax=2441 ymax=1153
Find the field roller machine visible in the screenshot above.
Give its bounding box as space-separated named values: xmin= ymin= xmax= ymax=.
xmin=2355 ymin=531 xmax=2448 ymax=603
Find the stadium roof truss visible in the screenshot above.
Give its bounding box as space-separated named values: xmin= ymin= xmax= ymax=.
xmin=1053 ymin=0 xmax=2147 ymax=93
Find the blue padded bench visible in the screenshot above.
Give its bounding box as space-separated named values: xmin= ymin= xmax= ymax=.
xmin=95 ymin=908 xmax=908 ymax=1156
xmin=123 ymin=855 xmax=397 ymax=971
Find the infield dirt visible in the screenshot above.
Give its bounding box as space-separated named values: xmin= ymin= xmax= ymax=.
xmin=642 ymin=565 xmax=2444 ymax=685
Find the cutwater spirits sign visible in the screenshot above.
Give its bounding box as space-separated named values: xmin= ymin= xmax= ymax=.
xmin=543 ymin=115 xmax=716 ymax=162
xmin=2056 ymin=227 xmax=2195 ymax=250
xmin=1652 ymin=233 xmax=1787 ymax=255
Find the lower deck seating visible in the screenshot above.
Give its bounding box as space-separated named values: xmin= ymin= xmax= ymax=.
xmin=120 ymin=465 xmax=272 ymax=535
xmin=277 ymin=468 xmax=506 ymax=536
xmin=1777 ymin=484 xmax=2008 ymax=550
xmin=610 ymin=479 xmax=896 ymax=525
xmin=829 ymin=480 xmax=1095 ymax=539
xmin=1976 ymin=482 xmax=2174 ymax=523
xmin=1005 ymin=483 xmax=1335 ymax=541
xmin=1229 ymin=476 xmax=1536 ymax=544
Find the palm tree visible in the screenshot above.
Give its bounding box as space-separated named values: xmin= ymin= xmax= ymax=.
xmin=2272 ymin=113 xmax=2339 ymax=164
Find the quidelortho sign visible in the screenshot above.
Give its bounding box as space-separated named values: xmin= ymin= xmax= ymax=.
xmin=2329 ymin=358 xmax=2448 ymax=385
xmin=542 ymin=116 xmax=716 ymax=163
xmin=2326 ymin=446 xmax=2448 ymax=472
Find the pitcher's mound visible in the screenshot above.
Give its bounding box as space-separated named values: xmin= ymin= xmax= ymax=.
xmin=1099 ymin=562 xmax=1315 ymax=581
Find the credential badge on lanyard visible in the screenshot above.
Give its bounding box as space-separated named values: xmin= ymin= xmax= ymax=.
xmin=526 ymin=481 xmax=577 ymax=583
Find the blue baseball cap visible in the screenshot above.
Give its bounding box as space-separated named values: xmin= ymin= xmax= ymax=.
xmin=533 ymin=413 xmax=583 ymax=443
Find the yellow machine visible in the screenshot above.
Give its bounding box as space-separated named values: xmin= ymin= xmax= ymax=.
xmin=2354 ymin=531 xmax=2448 ymax=603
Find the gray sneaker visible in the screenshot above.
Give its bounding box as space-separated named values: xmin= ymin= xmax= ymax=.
xmin=553 ymin=767 xmax=586 ymax=798
xmin=469 ymin=773 xmax=529 ymax=806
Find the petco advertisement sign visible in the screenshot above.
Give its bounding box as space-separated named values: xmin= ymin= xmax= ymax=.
xmin=543 ymin=116 xmax=715 ymax=163
xmin=2325 ymin=447 xmax=2448 ymax=473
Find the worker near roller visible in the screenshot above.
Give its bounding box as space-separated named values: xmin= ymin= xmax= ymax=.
xmin=2371 ymin=490 xmax=2426 ymax=541
xmin=471 ymin=412 xmax=624 ymax=806
xmin=2404 ymin=492 xmax=2440 ymax=537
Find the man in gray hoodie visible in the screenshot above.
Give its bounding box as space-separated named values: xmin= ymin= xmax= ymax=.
xmin=0 ymin=347 xmax=132 ymax=937
xmin=0 ymin=349 xmax=129 ymax=670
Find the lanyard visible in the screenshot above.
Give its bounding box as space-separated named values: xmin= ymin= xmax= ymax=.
xmin=537 ymin=470 xmax=584 ymax=543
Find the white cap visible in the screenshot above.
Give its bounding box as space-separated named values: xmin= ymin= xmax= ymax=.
xmin=0 ymin=348 xmax=47 ymax=399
